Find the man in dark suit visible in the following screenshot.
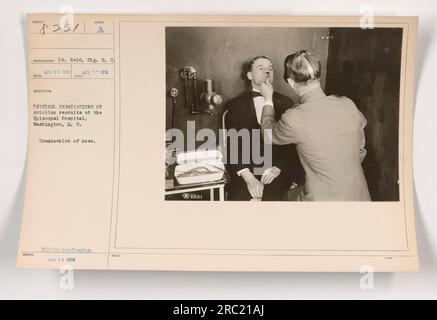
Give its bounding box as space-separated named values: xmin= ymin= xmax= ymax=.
xmin=225 ymin=56 xmax=303 ymax=201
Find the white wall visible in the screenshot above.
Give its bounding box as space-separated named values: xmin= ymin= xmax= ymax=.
xmin=1 ymin=0 xmax=436 ymax=299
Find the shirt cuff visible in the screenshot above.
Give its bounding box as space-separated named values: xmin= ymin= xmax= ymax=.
xmin=237 ymin=168 xmax=250 ymax=176
xmin=264 ymin=100 xmax=274 ymax=107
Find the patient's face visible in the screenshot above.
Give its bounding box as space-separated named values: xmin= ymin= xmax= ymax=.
xmin=248 ymin=58 xmax=274 ymax=88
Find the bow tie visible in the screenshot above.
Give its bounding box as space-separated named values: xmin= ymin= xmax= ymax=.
xmin=252 ymin=91 xmax=264 ymax=98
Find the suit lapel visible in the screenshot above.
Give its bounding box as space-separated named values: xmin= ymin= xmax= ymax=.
xmin=242 ymin=91 xmax=260 ymax=129
xmin=241 ymin=91 xmax=287 ymax=126
xmin=272 ymin=92 xmax=290 ymax=120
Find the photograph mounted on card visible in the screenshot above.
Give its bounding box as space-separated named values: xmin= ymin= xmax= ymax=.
xmin=18 ymin=14 xmax=418 ymax=271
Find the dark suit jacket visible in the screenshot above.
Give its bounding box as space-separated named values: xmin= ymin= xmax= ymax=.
xmin=225 ymin=91 xmax=304 ymax=198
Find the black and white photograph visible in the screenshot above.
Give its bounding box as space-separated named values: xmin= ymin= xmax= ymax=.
xmin=165 ymin=26 xmax=402 ymax=202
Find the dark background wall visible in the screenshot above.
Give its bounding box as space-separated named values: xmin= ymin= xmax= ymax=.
xmin=166 ymin=27 xmax=330 ymax=146
xmin=325 ymin=28 xmax=402 ymax=201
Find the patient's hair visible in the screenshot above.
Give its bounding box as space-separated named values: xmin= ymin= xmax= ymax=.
xmin=283 ymin=50 xmax=321 ymax=83
xmin=247 ymin=55 xmax=270 ymax=72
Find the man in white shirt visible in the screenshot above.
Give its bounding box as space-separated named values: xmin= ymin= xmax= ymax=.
xmin=225 ymin=56 xmax=303 ymax=200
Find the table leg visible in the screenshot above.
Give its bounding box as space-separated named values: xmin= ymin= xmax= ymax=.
xmin=219 ymin=185 xmax=225 ymax=201
xmin=210 ymin=188 xmax=214 ymax=201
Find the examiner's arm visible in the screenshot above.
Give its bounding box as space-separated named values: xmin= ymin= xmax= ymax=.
xmin=261 ymin=104 xmax=299 ymax=145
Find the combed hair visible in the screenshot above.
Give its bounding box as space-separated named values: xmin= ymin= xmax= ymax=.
xmin=247 ymin=55 xmax=270 ymax=72
xmin=283 ymin=50 xmax=321 ymax=83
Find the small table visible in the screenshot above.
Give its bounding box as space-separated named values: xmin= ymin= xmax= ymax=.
xmin=165 ymin=169 xmax=229 ymax=201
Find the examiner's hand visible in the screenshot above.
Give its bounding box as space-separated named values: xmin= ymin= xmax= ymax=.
xmin=241 ymin=171 xmax=264 ymax=199
xmin=260 ymin=79 xmax=274 ymax=101
xmin=261 ymin=166 xmax=281 ymax=185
